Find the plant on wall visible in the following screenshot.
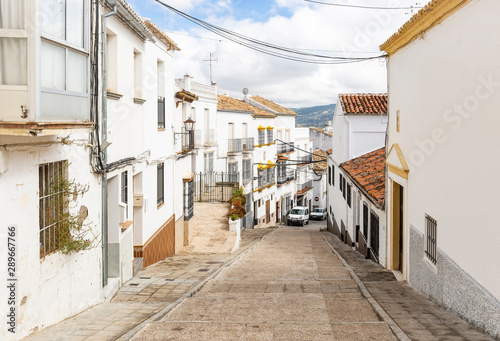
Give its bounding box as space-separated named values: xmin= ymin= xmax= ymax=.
xmin=227 ymin=188 xmax=247 ymax=221
xmin=42 ymin=170 xmax=99 ymax=256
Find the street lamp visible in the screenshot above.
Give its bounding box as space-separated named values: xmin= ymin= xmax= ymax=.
xmin=174 ymin=117 xmax=196 ymax=150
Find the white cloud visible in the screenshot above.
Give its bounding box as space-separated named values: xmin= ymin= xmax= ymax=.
xmin=163 ymin=0 xmax=420 ymax=107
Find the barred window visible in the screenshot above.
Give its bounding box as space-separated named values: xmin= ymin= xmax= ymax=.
xmin=332 ymin=166 xmax=335 ymax=186
xmin=425 ymin=214 xmax=437 ymax=265
xmin=39 ymin=161 xmax=67 ymax=258
xmin=347 ymin=183 xmax=351 ymax=207
xmin=328 ymin=166 xmax=331 ymax=185
xmin=258 ymin=130 xmax=265 ymax=145
xmin=267 ymin=129 xmax=273 ymax=144
xmin=157 ymin=163 xmax=164 ymax=206
xmin=121 ymin=171 xmax=128 ymax=204
xmin=184 ymin=180 xmax=194 ymax=221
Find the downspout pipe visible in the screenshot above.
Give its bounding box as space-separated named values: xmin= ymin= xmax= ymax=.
xmin=101 ymin=2 xmax=117 ymax=288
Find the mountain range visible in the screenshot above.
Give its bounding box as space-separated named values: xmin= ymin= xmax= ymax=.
xmin=291 ymin=104 xmax=336 ymax=128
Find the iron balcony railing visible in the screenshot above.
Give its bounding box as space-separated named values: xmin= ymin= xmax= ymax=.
xmin=182 ymin=128 xmax=194 ymax=151
xmin=228 ymin=138 xmax=242 ymax=153
xmin=298 ymin=154 xmax=313 ymax=165
xmin=242 ymin=137 xmax=254 ymax=151
xmin=278 ymin=142 xmax=295 ymax=154
xmin=242 ymin=169 xmax=251 ymax=184
xmin=287 ymin=169 xmax=295 ymax=182
xmin=277 ymin=174 xmax=287 ymax=185
xmin=298 ymin=180 xmax=313 ymax=192
xmin=158 ymin=97 xmax=165 ymax=128
xmin=184 ymin=180 xmax=194 ymax=221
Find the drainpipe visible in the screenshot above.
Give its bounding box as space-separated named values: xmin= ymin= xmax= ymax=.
xmin=101 ymin=2 xmax=117 ymax=288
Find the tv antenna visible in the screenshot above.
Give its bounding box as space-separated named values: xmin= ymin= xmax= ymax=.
xmin=203 ymin=53 xmax=218 ymax=84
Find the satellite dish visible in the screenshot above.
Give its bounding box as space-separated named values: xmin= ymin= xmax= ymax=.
xmin=242 ymin=88 xmax=249 ymax=96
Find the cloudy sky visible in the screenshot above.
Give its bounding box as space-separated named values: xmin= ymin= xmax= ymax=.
xmin=128 ymin=0 xmax=423 ymax=108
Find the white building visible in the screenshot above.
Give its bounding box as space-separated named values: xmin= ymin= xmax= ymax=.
xmin=102 ymin=3 xmax=182 ymax=293
xmin=312 ymin=150 xmax=328 ymax=210
xmin=381 ymin=0 xmax=500 ymax=337
xmin=0 ymin=0 xmax=102 ymax=339
xmin=294 ymin=127 xmax=314 ymax=212
xmin=309 ymin=127 xmax=333 ymax=151
xmin=331 ymin=94 xmax=387 ymax=164
xmin=327 ymin=148 xmax=387 ymax=266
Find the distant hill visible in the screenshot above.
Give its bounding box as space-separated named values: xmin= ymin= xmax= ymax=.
xmin=291 ymin=104 xmax=336 ymax=128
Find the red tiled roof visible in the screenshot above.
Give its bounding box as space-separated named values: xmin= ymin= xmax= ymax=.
xmin=250 ymin=95 xmax=297 ymax=116
xmin=217 ymin=95 xmax=275 ymax=117
xmin=326 ymin=149 xmax=332 ymax=155
xmin=339 ymin=94 xmax=387 ymax=115
xmin=341 ymin=147 xmax=386 ymax=207
xmin=312 ymin=150 xmax=327 ymax=172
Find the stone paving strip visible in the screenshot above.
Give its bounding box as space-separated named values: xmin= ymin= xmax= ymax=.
xmin=22 ymin=228 xmax=274 ymax=341
xmin=132 ymin=228 xmax=398 ymax=340
xmin=322 ymin=231 xmax=496 ymax=341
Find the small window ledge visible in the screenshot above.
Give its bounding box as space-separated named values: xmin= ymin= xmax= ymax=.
xmin=121 ymin=220 xmax=133 ymax=232
xmin=134 ymin=97 xmax=146 ymax=104
xmin=107 ymin=90 xmax=123 ymax=100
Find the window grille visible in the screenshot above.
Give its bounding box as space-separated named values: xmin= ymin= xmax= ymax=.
xmin=339 ymin=174 xmax=343 ymax=192
xmin=121 ymin=171 xmax=128 ymax=204
xmin=228 ymin=162 xmax=239 ymax=183
xmin=267 ymin=129 xmax=273 ymax=144
xmin=242 ymin=159 xmax=251 ymax=184
xmin=347 ymin=183 xmax=351 ymax=207
xmin=158 ymin=97 xmax=165 ymax=128
xmin=363 ymin=202 xmax=368 ymax=236
xmin=258 ymin=130 xmax=265 ymax=145
xmin=425 ymin=214 xmax=437 ymax=265
xmin=39 ymin=161 xmax=67 ymax=258
xmin=332 ymin=166 xmax=335 ymax=186
xmin=157 ymin=163 xmax=164 ymax=206
xmin=328 ymin=166 xmax=331 ymax=185
xmin=184 ymin=180 xmax=194 ymax=220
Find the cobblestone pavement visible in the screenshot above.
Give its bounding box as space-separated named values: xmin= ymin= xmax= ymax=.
xmin=133 ymin=227 xmax=398 ymax=340
xmin=322 ymin=232 xmax=496 ymax=341
xmin=22 ymin=228 xmax=274 ymax=341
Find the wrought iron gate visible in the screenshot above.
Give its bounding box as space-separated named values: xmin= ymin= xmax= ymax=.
xmin=194 ymin=172 xmax=239 ymax=202
xmin=370 ymin=210 xmax=380 ymax=261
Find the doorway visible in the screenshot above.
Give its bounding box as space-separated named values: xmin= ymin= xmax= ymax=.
xmin=266 ymin=200 xmax=270 ymax=224
xmin=391 ymin=181 xmax=404 ymax=273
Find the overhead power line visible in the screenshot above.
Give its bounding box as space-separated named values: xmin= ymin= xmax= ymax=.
xmin=303 ymin=0 xmax=424 ymax=10
xmin=154 ymin=0 xmax=386 ymax=64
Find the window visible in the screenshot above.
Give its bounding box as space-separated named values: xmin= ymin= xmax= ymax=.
xmin=267 ymin=167 xmax=275 ymax=185
xmin=363 ymin=202 xmax=368 ymax=236
xmin=42 ymin=0 xmax=85 ymax=47
xmin=157 ymin=163 xmax=164 ymax=206
xmin=157 ymin=60 xmax=165 ymax=128
xmin=0 ymin=0 xmax=27 ymax=85
xmin=39 ymin=161 xmax=67 ymax=258
xmin=267 ymin=129 xmax=273 ymax=144
xmin=120 ymin=171 xmax=128 ymax=205
xmin=158 ymin=96 xmax=165 ymax=128
xmin=332 ymin=166 xmax=335 ymax=186
xmin=133 ymin=50 xmax=142 ymax=99
xmin=339 ymin=174 xmax=343 ymax=192
xmin=258 ymin=130 xmax=265 ymax=145
xmin=347 ymin=183 xmax=351 ymax=208
xmin=328 ymin=166 xmax=331 ymax=185
xmin=425 ymin=214 xmax=437 ymax=265
xmin=228 ymin=161 xmax=238 ymax=183
xmin=342 ymin=176 xmax=346 ymax=199
xmin=204 ymin=152 xmax=214 ymax=173
xmin=242 ymin=158 xmax=251 ymax=184
xmin=184 ymin=180 xmax=194 ymax=221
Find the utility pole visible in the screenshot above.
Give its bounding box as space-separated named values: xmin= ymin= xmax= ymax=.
xmin=203 ymin=53 xmax=218 ymax=84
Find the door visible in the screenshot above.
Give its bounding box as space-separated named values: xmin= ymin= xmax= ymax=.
xmin=266 ymin=200 xmax=270 ymax=224
xmin=391 ymin=181 xmax=404 ymax=272
xmin=276 ymin=202 xmax=280 ymax=223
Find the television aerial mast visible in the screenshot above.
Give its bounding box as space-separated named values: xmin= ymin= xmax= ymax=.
xmin=203 ymin=53 xmax=218 ymax=84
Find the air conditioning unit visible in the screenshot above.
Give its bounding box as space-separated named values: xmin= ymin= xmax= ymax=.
xmin=119 ymin=203 xmax=127 ymax=224
xmin=133 ymin=194 xmax=143 ymax=207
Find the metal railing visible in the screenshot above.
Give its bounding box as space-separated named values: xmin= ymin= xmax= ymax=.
xmin=228 ymin=138 xmax=242 ymax=153
xmin=298 ymin=180 xmax=313 ymax=192
xmin=298 ymin=154 xmax=313 ymax=165
xmin=184 ymin=180 xmax=194 ymax=221
xmin=158 ymin=97 xmax=165 ymax=128
xmin=182 ymin=128 xmax=194 ymax=151
xmin=194 ymin=172 xmax=239 ymax=202
xmin=287 ymin=169 xmax=295 ymax=182
xmin=242 ymin=137 xmax=254 ymax=151
xmin=277 ymin=142 xmax=295 ymax=154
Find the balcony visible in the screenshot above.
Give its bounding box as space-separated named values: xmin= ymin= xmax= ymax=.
xmin=287 ymin=169 xmax=295 ymax=182
xmin=297 ymin=154 xmax=313 ymax=166
xmin=277 ymin=142 xmax=295 ymax=154
xmin=228 ymin=138 xmax=242 ymax=153
xmin=278 ymin=173 xmax=287 ymax=185
xmin=242 ymin=137 xmax=254 ymax=151
xmin=297 ymin=180 xmax=313 ymax=195
xmin=205 ymin=129 xmax=215 ymax=145
xmin=182 ymin=129 xmax=194 ymax=151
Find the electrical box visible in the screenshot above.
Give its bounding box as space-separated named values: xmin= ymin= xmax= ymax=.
xmin=0 ymin=150 xmax=8 ymax=173
xmin=133 ymin=194 xmax=143 ymax=207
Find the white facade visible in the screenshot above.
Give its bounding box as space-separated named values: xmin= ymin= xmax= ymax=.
xmin=331 ymin=99 xmax=387 ymax=165
xmin=382 ymin=0 xmax=500 ymax=337
xmin=0 ymin=1 xmax=102 ymax=339
xmin=294 ymin=128 xmax=314 ymax=211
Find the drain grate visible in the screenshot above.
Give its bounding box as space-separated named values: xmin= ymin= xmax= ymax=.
xmin=129 ymin=283 xmax=139 ymax=286
xmin=198 ymin=269 xmax=210 ymax=272
xmin=139 ymin=277 xmax=151 ymax=279
xmin=206 ymin=261 xmax=224 ymax=264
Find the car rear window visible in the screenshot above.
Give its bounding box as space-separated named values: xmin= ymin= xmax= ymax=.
xmin=290 ymin=209 xmax=305 ymax=215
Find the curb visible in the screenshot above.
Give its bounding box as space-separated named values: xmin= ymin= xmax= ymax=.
xmin=321 ymin=231 xmax=411 ymax=341
xmin=119 ymin=228 xmax=278 ymax=340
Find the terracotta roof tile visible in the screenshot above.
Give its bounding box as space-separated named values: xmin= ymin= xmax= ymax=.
xmin=340 ymin=147 xmax=386 ymax=206
xmin=326 ymin=149 xmax=332 ymax=155
xmin=142 ymin=19 xmax=180 ymax=51
xmin=339 ymin=93 xmax=387 ymax=115
xmin=250 ymin=95 xmax=297 ymax=116
xmin=312 ymin=150 xmax=327 ymax=172
xmin=217 ymin=95 xmax=275 ymax=117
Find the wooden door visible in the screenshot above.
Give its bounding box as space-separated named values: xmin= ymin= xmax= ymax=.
xmin=266 ymin=200 xmax=270 ymax=224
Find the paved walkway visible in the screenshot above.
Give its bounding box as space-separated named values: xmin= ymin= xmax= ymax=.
xmin=184 ymin=203 xmax=236 ymax=253
xmin=23 ymin=228 xmax=274 ymax=341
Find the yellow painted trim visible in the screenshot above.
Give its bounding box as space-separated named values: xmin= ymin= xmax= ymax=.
xmin=258 ymin=125 xmax=266 ymax=131
xmin=381 ymin=0 xmax=472 ymax=56
xmin=386 ymin=143 xmax=409 ymax=171
xmin=267 ymin=160 xmax=275 ymax=168
xmin=388 ymin=164 xmax=408 ymax=180
xmin=267 ymin=126 xmax=274 ymax=130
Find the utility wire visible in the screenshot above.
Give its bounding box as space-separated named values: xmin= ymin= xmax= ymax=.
xmin=154 ymin=0 xmax=386 ymax=64
xmin=303 ymin=0 xmax=423 ymax=10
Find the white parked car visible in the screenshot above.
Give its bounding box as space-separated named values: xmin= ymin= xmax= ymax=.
xmin=287 ymin=206 xmax=309 ymax=226
xmin=310 ymin=208 xmax=327 ymax=220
